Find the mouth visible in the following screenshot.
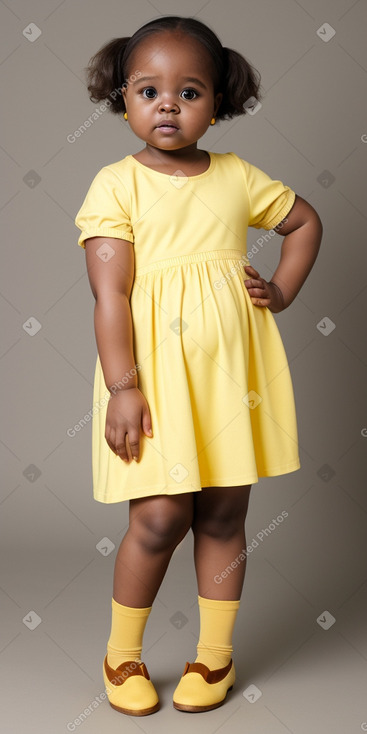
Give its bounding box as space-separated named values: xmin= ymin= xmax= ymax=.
xmin=156 ymin=121 xmax=179 ymax=131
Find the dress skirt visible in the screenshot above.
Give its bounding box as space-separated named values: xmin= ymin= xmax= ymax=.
xmin=91 ymin=249 xmax=300 ymax=503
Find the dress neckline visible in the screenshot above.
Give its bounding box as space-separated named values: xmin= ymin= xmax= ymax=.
xmin=129 ymin=152 xmax=216 ymax=180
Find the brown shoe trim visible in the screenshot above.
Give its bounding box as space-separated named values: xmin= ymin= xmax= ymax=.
xmin=182 ymin=659 xmax=233 ymax=684
xmin=104 ymin=656 xmax=150 ymax=686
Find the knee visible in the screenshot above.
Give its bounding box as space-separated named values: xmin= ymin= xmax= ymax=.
xmin=193 ymin=511 xmax=243 ymax=541
xmin=193 ymin=500 xmax=249 ymax=541
xmin=131 ymin=497 xmax=192 ymax=553
xmin=192 ymin=487 xmax=251 ymax=541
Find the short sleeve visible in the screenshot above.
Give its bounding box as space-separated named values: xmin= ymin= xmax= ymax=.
xmin=75 ymin=166 xmax=134 ymax=249
xmin=239 ymin=158 xmax=296 ymax=231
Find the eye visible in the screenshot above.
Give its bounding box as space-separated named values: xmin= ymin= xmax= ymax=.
xmin=141 ymin=87 xmax=157 ymax=99
xmin=181 ymin=88 xmax=198 ymax=100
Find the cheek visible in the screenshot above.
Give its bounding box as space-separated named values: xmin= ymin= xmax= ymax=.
xmin=132 ymin=97 xmax=152 ymax=111
xmin=195 ymin=97 xmax=214 ymax=115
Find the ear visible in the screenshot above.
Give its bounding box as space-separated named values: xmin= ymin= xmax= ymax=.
xmin=121 ymin=83 xmax=128 ymax=104
xmin=213 ymin=92 xmax=223 ymax=116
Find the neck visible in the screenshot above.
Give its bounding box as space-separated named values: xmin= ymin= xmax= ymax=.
xmin=141 ymin=143 xmax=205 ymax=164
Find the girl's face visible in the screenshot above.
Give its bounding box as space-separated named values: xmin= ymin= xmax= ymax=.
xmin=122 ymin=31 xmax=223 ymax=154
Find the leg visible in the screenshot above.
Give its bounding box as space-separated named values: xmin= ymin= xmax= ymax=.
xmin=105 ymin=493 xmax=194 ymax=716
xmin=114 ymin=493 xmax=194 ymax=607
xmin=173 ymin=485 xmax=252 ymax=712
xmin=192 ymin=484 xmax=252 ymax=600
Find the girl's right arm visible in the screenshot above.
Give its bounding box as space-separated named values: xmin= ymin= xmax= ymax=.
xmin=85 ymin=236 xmax=153 ymax=463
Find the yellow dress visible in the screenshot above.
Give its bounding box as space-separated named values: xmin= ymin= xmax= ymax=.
xmin=75 ymin=152 xmax=300 ymax=503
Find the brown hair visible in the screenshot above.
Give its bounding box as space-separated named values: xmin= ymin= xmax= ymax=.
xmin=86 ymin=16 xmax=261 ymax=120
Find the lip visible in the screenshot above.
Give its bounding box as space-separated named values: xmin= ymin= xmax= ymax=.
xmin=156 ymin=120 xmax=179 ymax=130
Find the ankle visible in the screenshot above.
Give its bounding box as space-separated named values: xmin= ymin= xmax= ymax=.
xmin=106 ymin=598 xmax=152 ymax=670
xmin=195 ymin=644 xmax=232 ymax=670
xmin=107 ymin=646 xmax=142 ymax=669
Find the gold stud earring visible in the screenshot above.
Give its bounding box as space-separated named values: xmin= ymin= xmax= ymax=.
xmin=210 ymin=117 xmax=216 ymax=125
xmin=123 ymin=112 xmax=128 ymax=121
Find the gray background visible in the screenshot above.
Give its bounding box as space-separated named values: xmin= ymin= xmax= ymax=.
xmin=1 ymin=0 xmax=367 ymax=732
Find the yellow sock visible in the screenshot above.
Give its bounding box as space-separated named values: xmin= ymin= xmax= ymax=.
xmin=106 ymin=598 xmax=152 ymax=669
xmin=195 ymin=595 xmax=240 ymax=670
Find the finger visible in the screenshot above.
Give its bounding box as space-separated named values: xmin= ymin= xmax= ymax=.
xmin=105 ymin=426 xmax=118 ymax=456
xmin=246 ymin=286 xmax=268 ymax=299
xmin=244 ymin=265 xmax=259 ymax=278
xmin=250 ymin=295 xmax=272 ymax=307
xmin=142 ymin=407 xmax=153 ymax=438
xmin=244 ymin=280 xmax=264 ymax=291
xmin=127 ymin=431 xmax=140 ymax=462
xmin=244 ymin=275 xmax=261 ymax=286
xmin=115 ymin=431 xmax=130 ymax=462
xmin=105 ymin=438 xmax=117 ymax=455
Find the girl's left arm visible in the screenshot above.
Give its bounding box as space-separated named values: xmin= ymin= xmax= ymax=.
xmin=244 ymin=195 xmax=323 ymax=313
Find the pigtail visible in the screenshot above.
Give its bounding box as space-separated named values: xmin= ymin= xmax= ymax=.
xmin=217 ymin=47 xmax=262 ymax=120
xmin=86 ymin=37 xmax=130 ymax=113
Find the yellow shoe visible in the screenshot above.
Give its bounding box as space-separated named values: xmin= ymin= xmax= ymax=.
xmin=103 ymin=656 xmax=160 ymax=716
xmin=173 ymin=659 xmax=235 ymax=712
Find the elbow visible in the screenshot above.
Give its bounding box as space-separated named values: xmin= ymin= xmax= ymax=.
xmin=304 ymin=206 xmax=323 ymax=250
xmin=314 ymin=211 xmax=323 ymax=250
xmin=94 ymin=290 xmax=131 ymax=307
xmin=313 ymin=207 xmax=323 ymax=234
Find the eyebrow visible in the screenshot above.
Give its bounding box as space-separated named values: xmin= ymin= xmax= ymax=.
xmin=133 ymin=75 xmax=208 ymax=90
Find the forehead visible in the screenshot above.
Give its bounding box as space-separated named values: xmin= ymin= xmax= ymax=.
xmin=128 ymin=31 xmax=213 ymax=76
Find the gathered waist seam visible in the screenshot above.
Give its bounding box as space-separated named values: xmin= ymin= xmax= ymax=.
xmin=135 ymin=249 xmax=249 ymax=276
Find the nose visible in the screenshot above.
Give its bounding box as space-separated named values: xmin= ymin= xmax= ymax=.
xmin=159 ymin=100 xmax=179 ymax=113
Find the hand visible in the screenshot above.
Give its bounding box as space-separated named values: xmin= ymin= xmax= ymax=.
xmin=243 ymin=265 xmax=285 ymax=313
xmin=105 ymin=387 xmax=153 ymax=463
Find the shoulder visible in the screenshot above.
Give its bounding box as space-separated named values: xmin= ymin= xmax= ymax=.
xmin=92 ymin=155 xmax=134 ymax=183
xmin=215 ymin=154 xmax=288 ymax=192
xmin=209 ymin=151 xmax=243 ymax=166
xmin=82 ymin=157 xmax=136 ymax=204
xmin=209 ymin=151 xmax=254 ymax=179
xmin=210 ymin=152 xmax=267 ymax=174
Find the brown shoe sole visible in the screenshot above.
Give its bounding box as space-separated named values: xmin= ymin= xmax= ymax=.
xmin=173 ymin=685 xmax=233 ymax=713
xmin=109 ymin=700 xmax=160 ymax=716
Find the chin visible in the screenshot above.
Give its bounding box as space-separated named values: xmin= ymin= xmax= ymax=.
xmin=150 ymin=140 xmax=184 ymax=151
